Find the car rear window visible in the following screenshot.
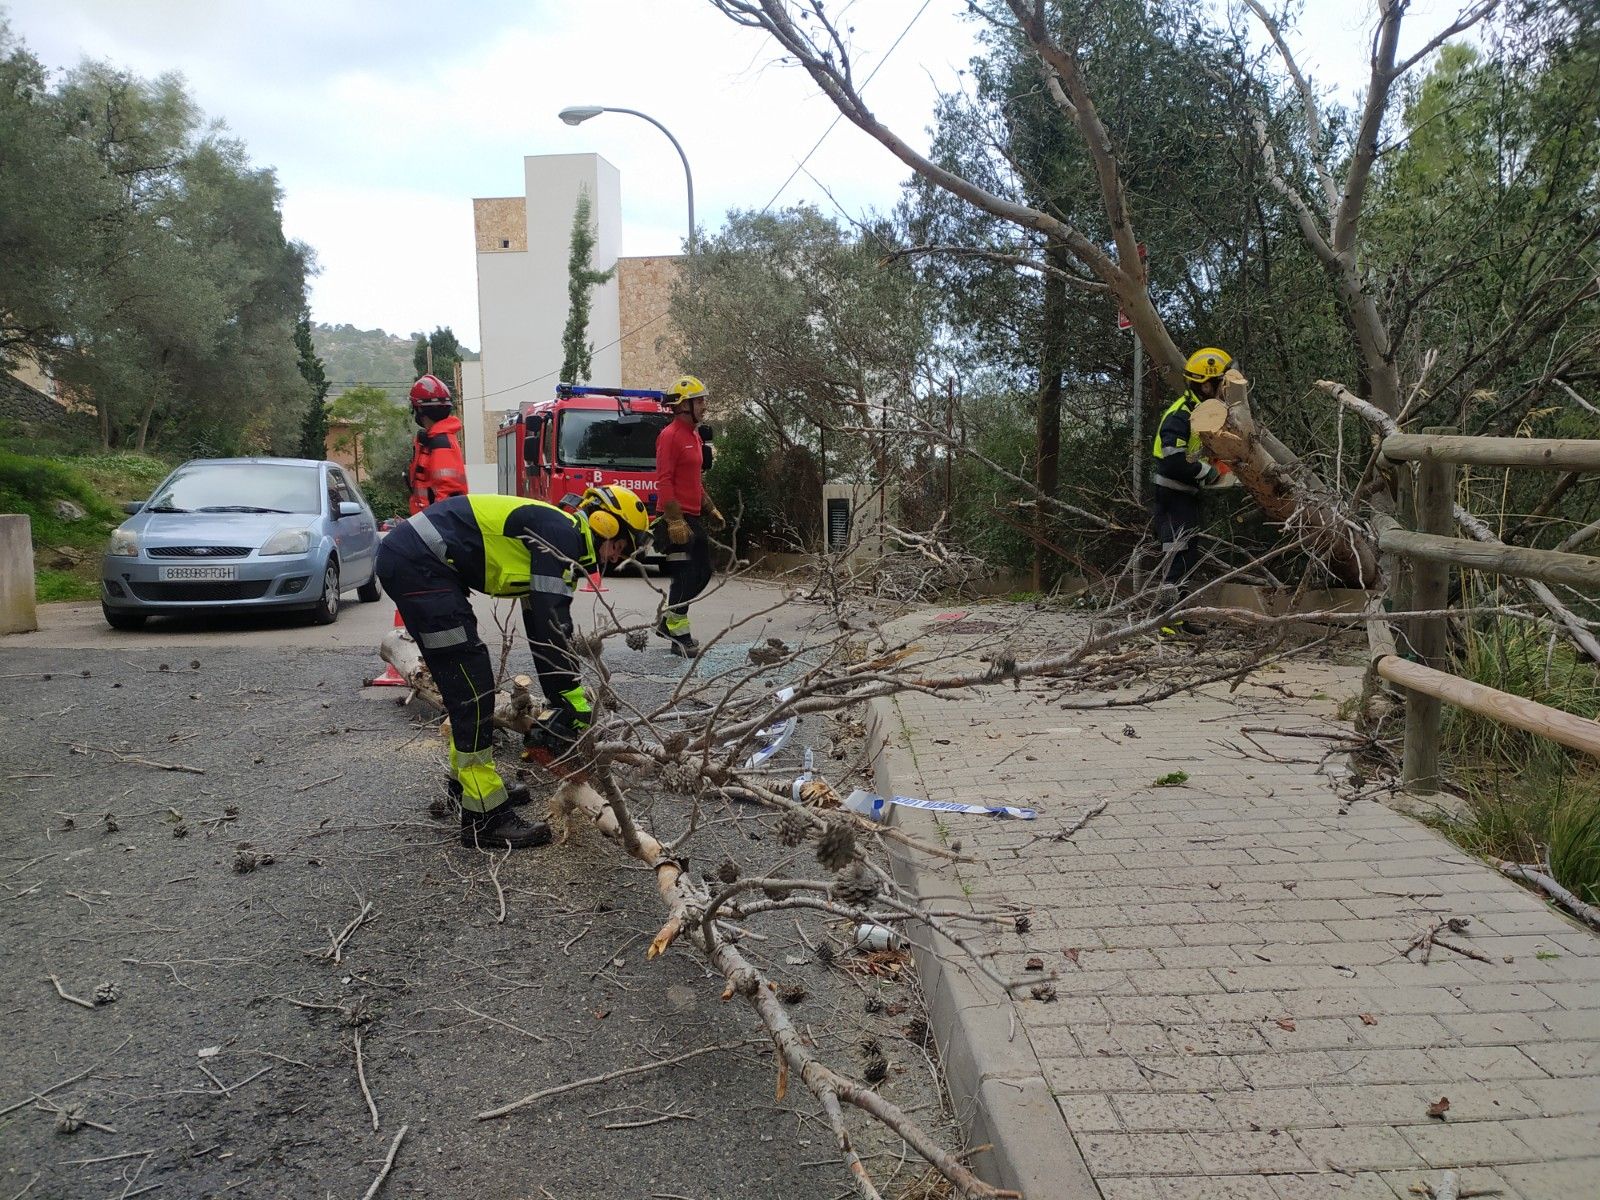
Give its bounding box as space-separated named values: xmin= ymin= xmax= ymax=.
xmin=147 ymin=463 xmax=323 ymax=515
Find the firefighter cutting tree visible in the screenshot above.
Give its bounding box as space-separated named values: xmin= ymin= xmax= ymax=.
xmin=374 ymin=486 xmax=652 ymax=850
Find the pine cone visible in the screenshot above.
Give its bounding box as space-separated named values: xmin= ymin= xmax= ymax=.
xmin=862 ymin=1052 xmax=889 ymax=1084
xmin=799 ymin=778 xmax=840 ymax=809
xmin=777 ymin=982 xmax=806 ymax=1005
xmin=93 ymin=982 xmax=120 ymax=1006
xmin=777 ymin=808 xmax=812 ymax=847
xmin=55 ymin=1105 xmax=86 ymax=1134
xmin=814 ymin=816 xmax=857 ymax=871
xmin=716 ymin=858 xmax=741 ymax=884
xmin=830 ymin=861 xmax=878 ymax=907
xmin=625 ymin=628 xmax=649 ymax=652
xmin=233 ymin=845 xmax=260 ymax=873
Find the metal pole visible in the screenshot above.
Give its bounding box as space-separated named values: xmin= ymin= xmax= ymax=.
xmin=598 ymin=107 xmax=694 ymax=272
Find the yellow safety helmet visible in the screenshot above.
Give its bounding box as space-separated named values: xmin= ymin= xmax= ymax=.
xmin=1184 ymin=347 xmax=1233 ymax=382
xmin=665 ymin=374 xmax=707 ymax=407
xmin=580 ymin=484 xmax=650 ymax=546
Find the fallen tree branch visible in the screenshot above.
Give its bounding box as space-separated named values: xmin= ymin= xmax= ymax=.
xmin=1318 ymin=378 xmax=1600 ymax=665
xmin=1495 ymin=861 xmax=1600 ymax=930
xmin=360 ymin=1123 xmax=408 ymax=1200
xmin=479 ymin=1039 xmax=756 ymax=1120
xmin=46 ymin=974 xmax=96 ymax=1010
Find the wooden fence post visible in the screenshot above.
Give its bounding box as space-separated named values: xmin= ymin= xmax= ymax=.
xmin=1402 ymin=426 xmax=1456 ymax=793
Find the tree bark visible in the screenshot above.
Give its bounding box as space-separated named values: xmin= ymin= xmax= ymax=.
xmin=1033 ymin=244 xmax=1068 ymax=590
xmin=1191 ymin=371 xmax=1379 ymax=587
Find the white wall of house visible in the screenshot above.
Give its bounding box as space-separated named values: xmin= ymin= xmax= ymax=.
xmin=463 ymin=153 xmax=622 ymax=478
xmin=456 ymin=359 xmax=497 ymax=493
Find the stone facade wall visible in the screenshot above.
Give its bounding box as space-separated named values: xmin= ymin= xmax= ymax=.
xmin=616 ymin=255 xmax=685 ymax=389
xmin=483 ymin=409 xmax=510 ymax=464
xmin=474 ymin=198 xmax=526 ymax=254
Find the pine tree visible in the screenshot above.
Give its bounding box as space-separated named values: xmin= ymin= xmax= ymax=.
xmin=559 ymin=186 xmax=615 ymax=384
xmin=295 ymin=312 xmax=330 ymax=459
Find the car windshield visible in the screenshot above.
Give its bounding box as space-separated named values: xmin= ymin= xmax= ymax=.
xmin=146 ymin=463 xmax=322 ymax=515
xmin=557 ymin=410 xmax=669 ymax=470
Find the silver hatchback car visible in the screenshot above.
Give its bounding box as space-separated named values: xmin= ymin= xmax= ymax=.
xmin=101 ymin=458 xmax=382 ymax=630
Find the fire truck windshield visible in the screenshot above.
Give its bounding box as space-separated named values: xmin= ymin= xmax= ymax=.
xmin=557 ymin=410 xmax=670 ymax=470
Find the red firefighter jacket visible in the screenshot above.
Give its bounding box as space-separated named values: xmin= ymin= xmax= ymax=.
xmin=405 ymin=414 xmax=468 ymax=515
xmin=654 ymin=417 xmax=706 ymax=516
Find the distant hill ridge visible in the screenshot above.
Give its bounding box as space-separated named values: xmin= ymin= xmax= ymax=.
xmin=311 ymin=323 xmax=478 ymax=402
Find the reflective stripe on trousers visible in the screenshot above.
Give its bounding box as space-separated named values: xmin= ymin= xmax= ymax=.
xmin=449 ymin=744 xmax=507 ymax=813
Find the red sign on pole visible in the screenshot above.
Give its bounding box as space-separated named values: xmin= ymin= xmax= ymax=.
xmin=1117 ymin=242 xmax=1148 ymax=331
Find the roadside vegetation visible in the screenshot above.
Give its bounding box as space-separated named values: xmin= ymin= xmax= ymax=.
xmin=0 ymin=450 xmax=171 ymax=601
xmin=1441 ymin=620 xmax=1600 ymax=904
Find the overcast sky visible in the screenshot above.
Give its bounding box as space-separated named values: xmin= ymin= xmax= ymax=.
xmin=6 ymin=1 xmax=1466 ymax=351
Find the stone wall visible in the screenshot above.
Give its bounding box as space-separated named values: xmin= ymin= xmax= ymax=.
xmin=483 ymin=410 xmax=510 ymax=464
xmin=616 ymin=255 xmax=684 ymax=389
xmin=474 ymin=198 xmax=526 ymax=253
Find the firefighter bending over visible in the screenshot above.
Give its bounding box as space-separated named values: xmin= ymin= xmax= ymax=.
xmin=653 ymin=374 xmax=724 ymax=657
xmin=376 ymin=487 xmax=651 ymax=850
xmin=405 ymin=373 xmax=468 ymax=515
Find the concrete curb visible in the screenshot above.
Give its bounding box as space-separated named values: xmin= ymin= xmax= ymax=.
xmin=867 ymin=693 xmax=1101 ymax=1200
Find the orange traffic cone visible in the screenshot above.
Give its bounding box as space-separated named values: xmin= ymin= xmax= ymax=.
xmin=581 ymin=569 xmax=606 ymax=593
xmin=367 ymin=608 xmax=410 ymax=687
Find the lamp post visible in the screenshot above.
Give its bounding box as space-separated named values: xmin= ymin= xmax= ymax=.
xmin=557 ymin=105 xmax=695 ymax=263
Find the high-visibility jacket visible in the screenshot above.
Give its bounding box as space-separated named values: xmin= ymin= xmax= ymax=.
xmin=1151 ymin=390 xmax=1211 ymax=493
xmin=405 ymin=494 xmax=596 ymax=715
xmin=406 ymin=414 xmax=468 ymax=515
xmin=654 ymin=416 xmax=706 ymax=516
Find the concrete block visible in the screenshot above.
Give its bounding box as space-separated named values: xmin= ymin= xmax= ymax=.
xmin=0 ymin=514 xmax=39 ymax=634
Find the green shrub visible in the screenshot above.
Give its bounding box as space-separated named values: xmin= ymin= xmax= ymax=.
xmin=1444 ymin=619 xmax=1600 ymax=903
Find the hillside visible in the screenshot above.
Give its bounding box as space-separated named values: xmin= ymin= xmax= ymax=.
xmin=311 ymin=323 xmax=479 ymax=401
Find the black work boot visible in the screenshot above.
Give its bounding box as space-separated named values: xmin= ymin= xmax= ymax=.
xmin=653 ymin=617 xmax=671 ymax=641
xmin=668 ymin=633 xmax=700 ymax=658
xmin=460 ymin=803 xmax=552 ymax=850
xmin=448 ymin=778 xmax=532 ymax=808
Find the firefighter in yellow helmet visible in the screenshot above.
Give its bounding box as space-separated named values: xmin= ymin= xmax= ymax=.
xmin=1150 ymin=348 xmax=1233 ymax=633
xmin=375 ymin=486 xmax=651 ymax=849
xmin=653 ymin=374 xmax=723 ymax=656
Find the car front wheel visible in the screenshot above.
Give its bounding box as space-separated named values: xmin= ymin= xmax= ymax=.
xmin=311 ymin=560 xmax=340 ymax=625
xmin=102 ymin=604 xmax=147 ymax=631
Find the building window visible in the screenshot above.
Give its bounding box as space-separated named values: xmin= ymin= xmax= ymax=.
xmin=500 ymin=239 xmax=510 ymax=249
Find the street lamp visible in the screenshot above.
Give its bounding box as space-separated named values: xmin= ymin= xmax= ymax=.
xmin=557 ymin=105 xmax=695 ymax=261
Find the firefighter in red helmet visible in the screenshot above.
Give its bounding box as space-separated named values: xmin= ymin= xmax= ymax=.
xmin=405 ymin=374 xmax=468 ymax=515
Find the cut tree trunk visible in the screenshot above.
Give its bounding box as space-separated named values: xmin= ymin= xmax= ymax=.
xmin=1191 ymin=370 xmax=1379 ymax=588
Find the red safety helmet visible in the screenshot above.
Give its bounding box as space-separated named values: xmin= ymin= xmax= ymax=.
xmin=409 ymin=374 xmax=453 ymax=409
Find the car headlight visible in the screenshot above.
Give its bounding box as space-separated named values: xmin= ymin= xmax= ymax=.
xmin=108 ymin=528 xmax=139 ymax=557
xmin=260 ymin=527 xmax=314 ymax=556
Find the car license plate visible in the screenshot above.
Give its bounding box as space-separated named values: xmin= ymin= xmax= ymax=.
xmin=159 ymin=565 xmax=238 ymax=582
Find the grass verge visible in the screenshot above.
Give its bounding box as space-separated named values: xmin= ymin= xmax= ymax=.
xmin=1440 ymin=620 xmax=1600 ymax=906
xmin=0 ymin=449 xmax=172 ymax=602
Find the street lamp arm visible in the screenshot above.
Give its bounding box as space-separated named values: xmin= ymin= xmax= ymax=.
xmin=579 ymin=106 xmax=695 ymax=259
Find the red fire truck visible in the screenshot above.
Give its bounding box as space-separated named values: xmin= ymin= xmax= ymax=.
xmin=495 ymin=383 xmax=673 ymax=515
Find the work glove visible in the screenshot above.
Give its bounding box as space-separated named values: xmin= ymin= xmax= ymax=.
xmin=703 ymin=497 xmax=725 ymax=532
xmin=661 ymin=499 xmax=692 ymax=546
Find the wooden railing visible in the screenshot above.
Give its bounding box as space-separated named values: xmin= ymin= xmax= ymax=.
xmin=1369 ymin=427 xmax=1600 ymax=791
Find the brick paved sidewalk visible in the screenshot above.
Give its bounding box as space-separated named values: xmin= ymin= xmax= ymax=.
xmin=867 ymin=604 xmax=1598 ymax=1200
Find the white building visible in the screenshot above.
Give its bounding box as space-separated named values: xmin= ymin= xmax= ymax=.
xmin=460 ymin=152 xmax=683 ymax=493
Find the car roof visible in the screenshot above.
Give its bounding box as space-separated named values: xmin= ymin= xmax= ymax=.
xmin=174 ymin=458 xmax=330 ymax=468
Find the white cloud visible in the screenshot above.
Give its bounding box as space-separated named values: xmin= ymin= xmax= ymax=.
xmin=6 ymin=1 xmax=1477 ymax=342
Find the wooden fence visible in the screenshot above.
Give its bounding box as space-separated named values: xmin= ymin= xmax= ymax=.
xmin=1368 ymin=428 xmax=1600 ymax=791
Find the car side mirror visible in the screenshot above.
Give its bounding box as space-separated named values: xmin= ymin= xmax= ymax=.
xmin=338 ymin=501 xmax=364 ymax=517
xmin=121 ymin=500 xmax=145 ymax=515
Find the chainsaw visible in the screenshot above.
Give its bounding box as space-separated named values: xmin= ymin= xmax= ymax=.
xmin=521 ymin=707 xmax=591 ymax=782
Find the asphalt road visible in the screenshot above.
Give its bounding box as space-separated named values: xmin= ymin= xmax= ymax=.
xmin=0 ymin=578 xmax=949 ymax=1199
xmin=12 ymin=573 xmax=821 ymax=655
